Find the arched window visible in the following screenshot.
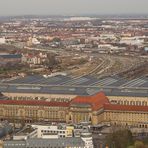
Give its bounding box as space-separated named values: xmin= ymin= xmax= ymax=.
xmin=118 ymin=101 xmax=121 ymax=104
xmin=136 ymin=101 xmax=139 ymax=106
xmin=40 ymin=111 xmax=43 ymax=118
xmin=60 ymin=112 xmax=64 ymax=119
xmin=89 ymin=116 xmax=92 ymax=122
xmin=127 ymin=101 xmax=129 ymax=105
xmin=142 ymin=101 xmax=147 ymax=106
xmin=69 ymin=115 xmax=72 ymax=121
xmin=124 ymin=101 xmax=127 ymax=105
xmin=20 ymin=110 xmax=23 ymax=117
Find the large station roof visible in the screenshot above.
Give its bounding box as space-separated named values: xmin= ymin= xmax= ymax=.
xmin=0 ymin=74 xmax=148 ymax=97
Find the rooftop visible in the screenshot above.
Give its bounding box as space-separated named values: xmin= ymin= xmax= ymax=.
xmin=0 ymin=54 xmax=22 ymax=59
xmin=0 ymin=100 xmax=69 ymax=107
xmin=103 ymin=104 xmax=148 ymax=112
xmin=0 ymin=75 xmax=148 ymax=97
xmin=4 ymin=137 xmax=85 ymax=147
xmin=71 ymin=92 xmax=109 ymax=111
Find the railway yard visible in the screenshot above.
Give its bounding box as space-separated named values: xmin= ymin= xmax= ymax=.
xmin=59 ymin=52 xmax=147 ymax=79
xmin=0 ymin=51 xmax=147 ymax=96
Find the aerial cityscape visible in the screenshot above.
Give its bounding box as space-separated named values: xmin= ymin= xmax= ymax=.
xmin=0 ymin=0 xmax=148 ymax=148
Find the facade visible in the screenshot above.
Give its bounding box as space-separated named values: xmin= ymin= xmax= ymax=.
xmin=31 ymin=124 xmax=74 ymax=138
xmin=22 ymin=52 xmax=47 ymax=65
xmin=69 ymin=92 xmax=109 ymax=125
xmin=0 ymin=100 xmax=69 ymax=123
xmin=98 ymin=104 xmax=148 ymax=128
xmin=0 ymin=92 xmax=147 ymax=128
xmin=0 ymin=92 xmax=108 ymax=125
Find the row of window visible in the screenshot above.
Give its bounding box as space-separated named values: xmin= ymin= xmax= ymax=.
xmin=0 ymin=108 xmax=66 ymax=120
xmin=111 ymin=100 xmax=148 ymax=106
xmin=10 ymin=96 xmax=70 ymax=102
xmin=105 ymin=112 xmax=148 ymax=122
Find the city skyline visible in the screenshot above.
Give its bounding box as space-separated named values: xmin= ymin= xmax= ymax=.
xmin=0 ymin=0 xmax=148 ymax=16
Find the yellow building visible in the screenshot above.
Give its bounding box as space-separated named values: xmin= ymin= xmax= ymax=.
xmin=66 ymin=126 xmax=74 ymax=137
xmin=0 ymin=92 xmax=147 ymax=128
xmin=0 ymin=92 xmax=109 ymax=125
xmin=0 ymin=100 xmax=69 ymax=123
xmin=97 ymin=104 xmax=148 ymax=128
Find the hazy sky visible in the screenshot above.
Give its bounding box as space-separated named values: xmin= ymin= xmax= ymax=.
xmin=0 ymin=0 xmax=148 ymax=16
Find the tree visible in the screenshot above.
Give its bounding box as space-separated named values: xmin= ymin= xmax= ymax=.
xmin=127 ymin=146 xmax=135 ymax=148
xmin=52 ymin=37 xmax=61 ymax=43
xmin=79 ymin=58 xmax=88 ymax=65
xmin=44 ymin=54 xmax=59 ymax=72
xmin=106 ymin=129 xmax=133 ymax=148
xmin=134 ymin=141 xmax=145 ymax=148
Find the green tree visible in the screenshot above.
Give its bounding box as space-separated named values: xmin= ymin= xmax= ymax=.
xmin=52 ymin=37 xmax=61 ymax=42
xmin=134 ymin=141 xmax=145 ymax=148
xmin=44 ymin=54 xmax=59 ymax=72
xmin=127 ymin=146 xmax=135 ymax=148
xmin=106 ymin=129 xmax=133 ymax=148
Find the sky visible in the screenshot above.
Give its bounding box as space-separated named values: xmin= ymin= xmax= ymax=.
xmin=0 ymin=0 xmax=148 ymax=16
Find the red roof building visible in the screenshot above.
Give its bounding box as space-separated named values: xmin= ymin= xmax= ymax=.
xmin=70 ymin=92 xmax=109 ymax=111
xmin=0 ymin=100 xmax=69 ymax=107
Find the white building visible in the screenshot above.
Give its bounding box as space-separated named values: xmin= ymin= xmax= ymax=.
xmin=98 ymin=44 xmax=113 ymax=48
xmin=0 ymin=38 xmax=6 ymax=44
xmin=31 ymin=124 xmax=74 ymax=139
xmin=12 ymin=124 xmax=94 ymax=148
xmin=100 ymin=34 xmax=116 ymax=40
xmin=32 ymin=37 xmax=40 ymax=45
xmin=120 ymin=37 xmax=144 ymax=45
xmin=81 ymin=131 xmax=94 ymax=148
